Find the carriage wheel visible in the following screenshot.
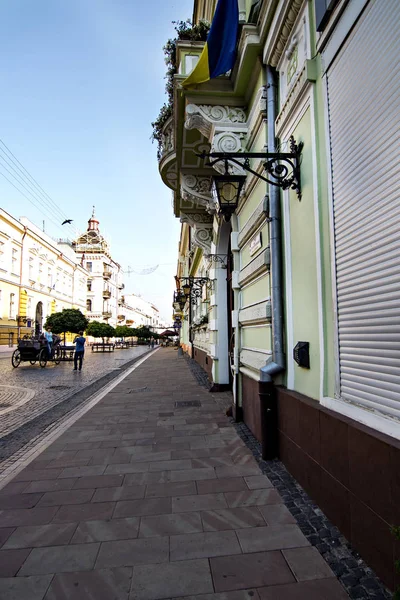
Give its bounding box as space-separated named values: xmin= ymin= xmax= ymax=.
xmin=11 ymin=349 xmax=21 ymax=368
xmin=39 ymin=349 xmax=47 ymax=368
xmin=54 ymin=347 xmax=61 ymax=365
xmin=30 ymin=360 xmax=36 ymax=365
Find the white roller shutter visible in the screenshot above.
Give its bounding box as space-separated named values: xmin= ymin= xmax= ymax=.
xmin=327 ymin=0 xmax=400 ymax=420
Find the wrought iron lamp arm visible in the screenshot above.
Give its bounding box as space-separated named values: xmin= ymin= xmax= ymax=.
xmin=196 ymin=136 xmax=303 ymax=200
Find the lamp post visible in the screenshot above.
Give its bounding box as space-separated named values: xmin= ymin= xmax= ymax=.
xmin=196 ymin=135 xmax=303 ymax=220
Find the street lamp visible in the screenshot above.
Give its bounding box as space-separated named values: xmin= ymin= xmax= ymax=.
xmin=180 ymin=277 xmax=210 ymax=306
xmin=197 ymin=135 xmax=303 ymax=221
xmin=213 ymin=169 xmax=247 ymax=222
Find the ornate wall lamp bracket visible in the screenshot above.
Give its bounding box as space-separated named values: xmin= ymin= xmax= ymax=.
xmin=204 ymin=254 xmax=228 ymax=268
xmin=196 ymin=135 xmax=303 ymax=203
xmin=179 ymin=276 xmax=210 ymax=306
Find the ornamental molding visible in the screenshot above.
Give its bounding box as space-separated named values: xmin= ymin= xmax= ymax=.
xmin=180 ymin=212 xmax=213 ymax=254
xmin=239 ymin=248 xmax=271 ymax=287
xmin=185 ymin=105 xmax=246 ymax=137
xmin=239 ymin=300 xmax=272 ymax=325
xmin=268 ymin=0 xmax=304 ymax=67
xmin=181 ymin=174 xmax=217 ymax=214
xmin=238 ymin=196 xmax=269 ymax=248
xmin=185 ymin=104 xmax=248 ymax=177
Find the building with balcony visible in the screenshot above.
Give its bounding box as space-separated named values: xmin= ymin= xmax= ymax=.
xmin=158 ymin=0 xmax=400 ymax=589
xmin=72 ymin=208 xmax=122 ymax=328
xmin=0 ymin=209 xmax=87 ymax=346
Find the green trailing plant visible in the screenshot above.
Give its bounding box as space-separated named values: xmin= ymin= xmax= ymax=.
xmin=151 ymin=19 xmax=210 ymax=158
xmin=391 ymin=525 xmax=400 ymax=599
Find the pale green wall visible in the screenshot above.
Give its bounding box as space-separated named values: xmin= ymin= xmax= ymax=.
xmin=287 ymin=107 xmax=320 ymax=400
xmin=242 ymin=325 xmax=271 ymax=350
xmin=241 ymin=273 xmax=270 ymax=307
xmin=241 ymin=222 xmax=270 ymax=268
xmin=238 ymin=179 xmax=267 ymax=230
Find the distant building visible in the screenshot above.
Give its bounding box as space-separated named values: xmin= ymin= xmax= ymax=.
xmin=0 ymin=208 xmax=87 ymax=346
xmin=123 ymin=294 xmax=161 ymax=332
xmin=72 ymin=208 xmax=123 ymax=328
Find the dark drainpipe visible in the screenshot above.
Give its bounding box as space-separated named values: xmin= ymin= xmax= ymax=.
xmin=259 ymin=65 xmax=285 ymax=459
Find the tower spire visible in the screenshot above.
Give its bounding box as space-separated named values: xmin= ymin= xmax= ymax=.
xmin=87 ymin=206 xmax=99 ymax=231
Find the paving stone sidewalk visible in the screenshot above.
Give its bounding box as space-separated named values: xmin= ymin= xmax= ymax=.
xmin=0 ymin=348 xmax=350 ymax=599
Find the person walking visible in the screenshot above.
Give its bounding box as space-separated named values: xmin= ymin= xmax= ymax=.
xmin=73 ymin=330 xmax=86 ymax=371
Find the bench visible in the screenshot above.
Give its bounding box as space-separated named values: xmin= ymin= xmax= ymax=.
xmin=114 ymin=341 xmax=130 ymax=349
xmin=58 ymin=345 xmax=76 ymax=361
xmin=91 ymin=343 xmax=115 ymax=352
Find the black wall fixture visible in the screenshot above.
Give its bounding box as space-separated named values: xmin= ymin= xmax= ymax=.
xmin=293 ymin=341 xmax=310 ymax=369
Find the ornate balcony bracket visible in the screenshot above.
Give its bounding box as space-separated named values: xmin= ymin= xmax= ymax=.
xmin=181 ymin=174 xmax=217 ymax=214
xmin=180 ymin=212 xmax=213 ymax=254
xmin=185 ymin=104 xmax=248 ymax=176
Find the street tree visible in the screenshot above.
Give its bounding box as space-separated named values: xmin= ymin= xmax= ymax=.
xmin=44 ymin=309 xmax=89 ymax=343
xmin=86 ymin=321 xmax=115 ymax=342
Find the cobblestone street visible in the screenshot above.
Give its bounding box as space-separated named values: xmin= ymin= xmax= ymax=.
xmin=0 ymin=348 xmax=389 ymax=600
xmin=0 ymin=346 xmax=151 ymax=475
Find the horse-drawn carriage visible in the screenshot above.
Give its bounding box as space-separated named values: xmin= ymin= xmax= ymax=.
xmin=11 ymin=335 xmax=62 ymax=368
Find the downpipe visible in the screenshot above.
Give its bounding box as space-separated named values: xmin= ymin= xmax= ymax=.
xmin=259 ymin=65 xmax=285 ymax=459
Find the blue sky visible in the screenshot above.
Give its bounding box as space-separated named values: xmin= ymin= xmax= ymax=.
xmin=0 ymin=0 xmax=194 ymax=321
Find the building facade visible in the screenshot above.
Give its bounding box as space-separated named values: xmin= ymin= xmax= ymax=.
xmin=159 ymin=0 xmax=400 ymax=589
xmin=0 ymin=209 xmax=87 ymax=346
xmin=73 ymin=209 xmax=123 ymax=328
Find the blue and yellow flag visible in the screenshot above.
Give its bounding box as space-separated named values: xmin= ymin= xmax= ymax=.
xmin=182 ymin=0 xmax=239 ymax=89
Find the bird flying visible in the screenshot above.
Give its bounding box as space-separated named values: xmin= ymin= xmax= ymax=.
xmin=62 ymin=219 xmax=73 ymax=225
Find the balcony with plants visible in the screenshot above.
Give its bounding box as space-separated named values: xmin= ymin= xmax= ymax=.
xmin=152 ymin=20 xmax=209 ymax=191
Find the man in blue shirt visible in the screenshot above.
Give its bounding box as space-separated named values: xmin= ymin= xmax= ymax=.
xmin=73 ymin=331 xmax=86 ymax=371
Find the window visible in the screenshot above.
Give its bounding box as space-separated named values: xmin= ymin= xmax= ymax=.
xmin=86 ymin=299 xmax=92 ymax=311
xmin=0 ymin=241 xmax=4 ymax=267
xmin=11 ymin=248 xmax=18 ymax=274
xmin=48 ymin=267 xmax=52 ymax=287
xmin=38 ymin=262 xmax=43 ymax=282
xmin=184 ymin=54 xmax=199 ymax=75
xmin=29 ymin=257 xmax=34 ymax=280
xmin=9 ymin=293 xmax=16 ymax=319
xmin=87 ymin=281 xmax=92 ymax=291
xmin=28 ymin=297 xmax=32 ymax=316
xmin=86 ymin=261 xmax=92 ymax=272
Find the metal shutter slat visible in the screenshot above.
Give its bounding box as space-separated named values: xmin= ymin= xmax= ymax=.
xmin=327 ymin=0 xmax=400 ymax=419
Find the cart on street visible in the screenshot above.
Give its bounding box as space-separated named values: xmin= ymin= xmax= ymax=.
xmin=11 ymin=335 xmax=62 ymax=368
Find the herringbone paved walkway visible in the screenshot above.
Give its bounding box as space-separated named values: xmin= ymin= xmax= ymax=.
xmin=0 ymin=348 xmax=349 ymax=599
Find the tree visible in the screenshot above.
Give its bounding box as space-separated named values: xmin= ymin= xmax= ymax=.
xmin=115 ymin=325 xmax=132 ymax=338
xmin=44 ymin=309 xmax=89 ymax=343
xmin=135 ymin=326 xmax=153 ymax=340
xmin=86 ymin=321 xmax=115 ymax=342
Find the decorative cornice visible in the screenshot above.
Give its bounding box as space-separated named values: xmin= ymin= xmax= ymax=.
xmin=238 ymin=196 xmax=269 ymax=248
xmin=185 ymin=105 xmax=246 ymax=133
xmin=270 ymin=0 xmax=303 ymax=67
xmin=239 ymin=248 xmax=271 ymax=287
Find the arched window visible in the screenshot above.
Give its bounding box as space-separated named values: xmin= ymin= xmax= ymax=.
xmin=86 ymin=299 xmax=92 ymax=312
xmin=9 ymin=293 xmax=16 ymax=319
